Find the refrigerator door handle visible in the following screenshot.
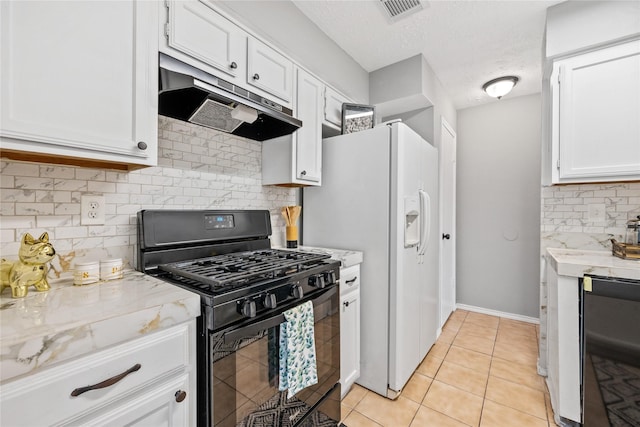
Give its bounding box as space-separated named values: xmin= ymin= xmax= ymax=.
xmin=418 ymin=190 xmax=430 ymax=256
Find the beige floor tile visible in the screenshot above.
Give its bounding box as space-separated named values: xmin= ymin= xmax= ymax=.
xmin=445 ymin=345 xmax=492 ymax=374
xmin=490 ymin=357 xmax=546 ymax=392
xmin=450 ymin=309 xmax=469 ymax=320
xmin=496 ymin=330 xmax=539 ymax=350
xmin=416 ymin=353 xmax=443 ymax=378
xmin=402 ymin=372 xmax=433 ymax=403
xmin=493 ymin=340 xmax=538 ymax=368
xmin=410 ymin=406 xmax=470 ymax=427
xmin=429 ymin=340 xmax=451 ymax=359
xmin=341 ymin=403 xmax=353 ymax=421
xmin=480 ymin=399 xmax=548 ymax=427
xmin=423 ymin=380 xmax=484 ymax=426
xmin=342 ymin=384 xmax=368 ymax=408
xmin=437 ymin=328 xmax=458 ymax=344
xmin=355 ymin=393 xmax=420 ymax=427
xmin=435 ymin=360 xmax=489 ymax=396
xmin=498 ymin=319 xmax=538 ymax=338
xmin=544 ymin=390 xmax=556 ymax=424
xmin=485 ymin=376 xmax=547 ymax=420
xmin=460 ymin=323 xmax=498 ymax=340
xmin=443 ymin=319 xmax=463 ymax=333
xmin=453 ymin=332 xmax=495 ymax=355
xmin=343 ymin=410 xmax=383 ymax=427
xmin=465 ymin=312 xmax=500 ymax=329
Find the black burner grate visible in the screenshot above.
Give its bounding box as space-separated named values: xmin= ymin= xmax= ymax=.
xmin=157 ymin=249 xmax=330 ymax=288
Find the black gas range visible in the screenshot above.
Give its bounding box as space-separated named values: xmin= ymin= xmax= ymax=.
xmin=137 ymin=209 xmax=342 ymax=427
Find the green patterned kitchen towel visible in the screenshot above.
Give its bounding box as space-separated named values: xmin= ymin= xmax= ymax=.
xmin=279 ymin=300 xmax=318 ymax=398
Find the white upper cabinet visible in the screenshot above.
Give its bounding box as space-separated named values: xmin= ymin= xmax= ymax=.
xmin=324 ymin=86 xmax=348 ymax=129
xmin=262 ymin=67 xmax=322 ymax=186
xmin=247 ymin=38 xmax=294 ymax=104
xmin=295 ymin=68 xmax=323 ymax=183
xmin=0 ymin=0 xmax=158 ymax=168
xmin=164 ymin=0 xmax=246 ymax=81
xmin=551 ymin=39 xmax=640 ymax=183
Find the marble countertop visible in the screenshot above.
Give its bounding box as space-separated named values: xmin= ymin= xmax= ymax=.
xmin=546 ymin=248 xmax=640 ymax=280
xmin=0 ymin=271 xmax=200 ymax=383
xmin=283 ymin=246 xmax=364 ymax=269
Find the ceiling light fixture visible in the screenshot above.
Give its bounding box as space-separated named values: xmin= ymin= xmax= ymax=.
xmin=482 ymin=76 xmax=519 ymax=99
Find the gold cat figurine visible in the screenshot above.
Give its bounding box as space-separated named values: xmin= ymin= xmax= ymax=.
xmin=1 ymin=232 xmax=56 ymax=298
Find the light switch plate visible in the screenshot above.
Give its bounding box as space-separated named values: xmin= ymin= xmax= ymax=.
xmin=588 ymin=203 xmax=606 ymax=223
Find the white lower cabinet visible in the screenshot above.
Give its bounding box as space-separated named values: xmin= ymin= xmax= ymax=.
xmin=0 ymin=321 xmax=196 ymax=426
xmin=340 ymin=264 xmax=361 ymax=398
xmin=546 ymin=265 xmax=581 ymax=424
xmin=0 ymin=0 xmax=158 ymax=169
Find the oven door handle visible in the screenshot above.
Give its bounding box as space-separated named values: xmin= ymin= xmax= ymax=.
xmin=223 ymin=285 xmax=337 ymax=344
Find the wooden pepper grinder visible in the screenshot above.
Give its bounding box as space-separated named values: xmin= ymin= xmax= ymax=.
xmin=281 ymin=206 xmax=301 ymax=248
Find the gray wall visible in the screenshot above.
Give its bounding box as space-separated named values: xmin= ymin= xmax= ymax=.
xmin=215 ymin=0 xmax=369 ymax=103
xmin=457 ymin=94 xmax=542 ymax=318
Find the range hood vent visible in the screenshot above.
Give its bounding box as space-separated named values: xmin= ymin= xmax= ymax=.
xmin=159 ymin=54 xmax=301 ymax=141
xmin=379 ymin=0 xmax=424 ymax=22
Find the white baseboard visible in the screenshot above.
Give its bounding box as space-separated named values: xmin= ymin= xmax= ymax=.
xmin=456 ymin=303 xmax=539 ymax=324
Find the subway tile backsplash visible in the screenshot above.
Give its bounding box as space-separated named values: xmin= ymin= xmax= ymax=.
xmin=1 ymin=116 xmax=297 ymax=280
xmin=541 ymin=181 xmax=640 ymax=251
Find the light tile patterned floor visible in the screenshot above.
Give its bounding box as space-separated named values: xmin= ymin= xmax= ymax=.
xmin=341 ymin=310 xmax=556 ymax=427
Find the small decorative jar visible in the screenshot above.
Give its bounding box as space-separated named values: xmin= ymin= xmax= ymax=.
xmin=73 ymin=261 xmax=100 ymax=286
xmin=100 ymin=258 xmax=123 ymax=281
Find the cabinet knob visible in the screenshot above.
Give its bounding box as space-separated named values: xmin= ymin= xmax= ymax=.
xmin=230 ymin=61 xmax=237 ymax=69
xmin=442 ymin=233 xmax=451 ymax=240
xmin=175 ymin=390 xmax=187 ymax=403
xmin=343 ymin=301 xmax=350 ymax=307
xmin=137 ymin=141 xmax=148 ymax=150
xmin=253 ymin=73 xmax=260 ymax=81
xmin=300 ymin=170 xmax=307 ymax=176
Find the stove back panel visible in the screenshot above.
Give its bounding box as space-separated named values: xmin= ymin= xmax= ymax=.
xmin=138 ymin=210 xmax=272 ymax=250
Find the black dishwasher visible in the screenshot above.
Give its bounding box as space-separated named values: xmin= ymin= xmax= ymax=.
xmin=581 ymin=275 xmax=640 ymax=426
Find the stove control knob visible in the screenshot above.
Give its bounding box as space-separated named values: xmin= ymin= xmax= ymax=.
xmin=323 ymin=271 xmax=336 ymax=285
xmin=309 ymin=274 xmax=326 ymax=289
xmin=239 ymin=300 xmax=257 ymax=318
xmin=263 ymin=293 xmax=277 ymax=309
xmin=291 ymin=284 xmax=304 ymax=299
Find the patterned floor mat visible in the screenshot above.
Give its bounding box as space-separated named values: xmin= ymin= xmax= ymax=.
xmin=237 ymin=392 xmax=338 ymax=427
xmin=591 ymin=355 xmax=640 ymax=426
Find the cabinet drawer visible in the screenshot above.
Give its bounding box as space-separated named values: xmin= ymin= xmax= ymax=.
xmin=340 ymin=265 xmax=360 ymax=295
xmin=1 ymin=323 xmax=191 ymax=426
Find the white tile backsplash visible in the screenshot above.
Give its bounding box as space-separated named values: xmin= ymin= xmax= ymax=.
xmin=1 ymin=116 xmax=297 ymax=279
xmin=541 ymin=181 xmax=640 ymax=251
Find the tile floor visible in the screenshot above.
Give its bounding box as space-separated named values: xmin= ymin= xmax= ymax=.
xmin=341 ymin=310 xmax=556 ymax=427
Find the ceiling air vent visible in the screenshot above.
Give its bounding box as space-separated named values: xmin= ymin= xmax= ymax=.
xmin=379 ymin=0 xmax=424 ymax=22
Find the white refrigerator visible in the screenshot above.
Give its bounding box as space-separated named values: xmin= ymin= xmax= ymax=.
xmin=303 ymin=122 xmax=439 ymax=398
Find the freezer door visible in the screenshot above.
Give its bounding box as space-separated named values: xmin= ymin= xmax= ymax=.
xmin=388 ymin=123 xmax=439 ymax=392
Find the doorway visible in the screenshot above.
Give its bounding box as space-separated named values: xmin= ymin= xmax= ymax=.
xmin=440 ymin=118 xmax=457 ymax=328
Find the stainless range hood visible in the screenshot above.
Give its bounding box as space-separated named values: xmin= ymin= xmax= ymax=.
xmin=159 ymin=54 xmax=301 ymax=141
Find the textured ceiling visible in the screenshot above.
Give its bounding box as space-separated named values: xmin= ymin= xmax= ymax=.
xmin=292 ymin=0 xmax=564 ymax=110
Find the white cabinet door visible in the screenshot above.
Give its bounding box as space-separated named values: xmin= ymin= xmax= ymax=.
xmin=164 ymin=0 xmax=246 ymax=81
xmin=552 ymin=39 xmax=640 ymax=183
xmin=0 ymin=0 xmax=157 ymax=167
xmin=72 ymin=374 xmax=191 ymax=427
xmin=324 ymin=86 xmax=348 ymax=128
xmin=247 ymin=38 xmax=293 ymax=103
xmin=340 ymin=288 xmax=360 ymax=398
xmin=296 ymin=68 xmax=323 ymax=184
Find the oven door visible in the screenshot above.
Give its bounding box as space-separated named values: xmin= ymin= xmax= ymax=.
xmin=210 ymin=285 xmax=340 ymax=427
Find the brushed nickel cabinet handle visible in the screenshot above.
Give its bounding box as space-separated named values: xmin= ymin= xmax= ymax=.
xmin=137 ymin=141 xmax=148 ymax=150
xmin=175 ymin=390 xmax=187 ymax=403
xmin=230 ymin=61 xmax=237 ymax=69
xmin=70 ymin=363 xmax=141 ymax=397
xmin=253 ymin=73 xmax=260 ymax=80
xmin=300 ymin=170 xmax=307 ymax=176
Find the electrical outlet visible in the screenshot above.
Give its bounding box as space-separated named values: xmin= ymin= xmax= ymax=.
xmin=81 ymin=195 xmax=105 ymax=225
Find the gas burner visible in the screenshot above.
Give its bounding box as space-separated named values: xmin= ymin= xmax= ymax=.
xmin=158 ymin=249 xmax=330 ymax=290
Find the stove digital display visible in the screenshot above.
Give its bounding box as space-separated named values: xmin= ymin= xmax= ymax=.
xmin=205 ymin=214 xmax=234 ymax=229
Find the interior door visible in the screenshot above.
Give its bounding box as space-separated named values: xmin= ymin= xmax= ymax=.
xmin=440 ymin=118 xmax=457 ymax=327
